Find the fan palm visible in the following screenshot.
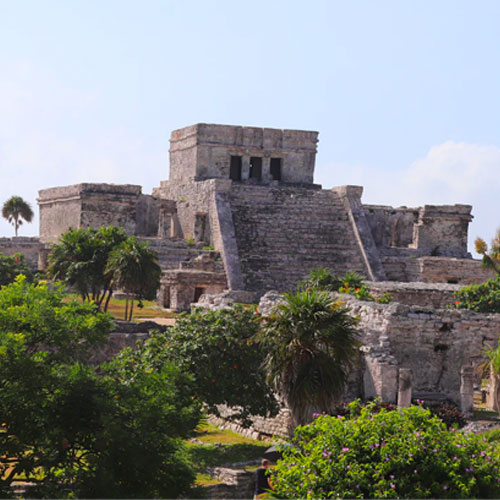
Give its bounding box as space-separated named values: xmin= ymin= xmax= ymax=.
xmin=106 ymin=237 xmax=161 ymax=320
xmin=257 ymin=289 xmax=360 ymax=427
xmin=2 ymin=196 xmax=34 ymax=236
xmin=475 ymin=230 xmax=500 ymax=275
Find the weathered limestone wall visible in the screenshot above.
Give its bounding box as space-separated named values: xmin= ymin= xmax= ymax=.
xmin=38 ymin=184 xmax=145 ymax=242
xmin=364 ymin=205 xmax=418 ymax=249
xmin=369 ymin=281 xmax=461 ymax=309
xmin=169 ymin=123 xmax=319 ymax=185
xmin=418 ymin=256 xmax=495 ymax=284
xmin=345 ymin=298 xmax=500 ymax=404
xmin=411 ymin=205 xmax=472 ymax=258
xmin=0 ymin=237 xmax=45 ymax=270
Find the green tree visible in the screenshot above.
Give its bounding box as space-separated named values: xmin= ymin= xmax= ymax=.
xmin=0 ymin=276 xmax=200 ymax=498
xmin=271 ymin=401 xmax=500 ymax=499
xmin=257 ymin=289 xmax=360 ymax=427
xmin=475 ymin=229 xmax=500 ymax=274
xmin=106 ymin=236 xmax=162 ymax=321
xmin=2 ymin=196 xmax=34 ymax=236
xmin=128 ymin=305 xmax=279 ymax=426
xmin=48 ymin=226 xmax=128 ymax=311
xmin=0 ymin=252 xmax=32 ymax=286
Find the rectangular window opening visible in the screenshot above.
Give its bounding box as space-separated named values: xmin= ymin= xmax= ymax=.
xmin=249 ymin=157 xmax=262 ymax=181
xmin=230 ymin=156 xmax=242 ymax=181
xmin=270 ymin=158 xmax=282 ymax=181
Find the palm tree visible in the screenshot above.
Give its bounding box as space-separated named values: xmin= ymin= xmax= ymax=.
xmin=2 ymin=196 xmax=34 ymax=236
xmin=48 ymin=226 xmax=128 ymax=310
xmin=475 ymin=231 xmax=500 ymax=275
xmin=106 ymin=237 xmax=161 ymax=321
xmin=257 ymin=289 xmax=360 ymax=427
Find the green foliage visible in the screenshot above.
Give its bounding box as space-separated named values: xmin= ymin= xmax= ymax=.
xmin=475 ymin=230 xmax=500 ymax=274
xmin=48 ymin=226 xmax=128 ymax=310
xmin=300 ymin=268 xmax=392 ymax=304
xmin=186 ymin=237 xmax=195 ymax=247
xmin=1 ymin=195 xmax=34 ymax=236
xmin=202 ymin=244 xmax=215 ymax=251
xmin=271 ymin=401 xmax=500 ymax=499
xmin=338 ymin=282 xmax=374 ymax=301
xmin=454 ymin=276 xmax=500 ymax=313
xmin=258 ymin=289 xmax=360 ymax=426
xmin=0 ymin=252 xmax=32 ymax=286
xmin=375 ymin=292 xmax=394 ymax=304
xmin=299 ymin=268 xmax=343 ymax=292
xmin=118 ymin=305 xmax=279 ymax=426
xmin=106 ymin=236 xmax=161 ymax=320
xmin=0 ymin=277 xmax=201 ymax=498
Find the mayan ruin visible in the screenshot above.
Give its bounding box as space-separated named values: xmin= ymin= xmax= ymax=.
xmin=0 ymin=123 xmax=496 ymax=431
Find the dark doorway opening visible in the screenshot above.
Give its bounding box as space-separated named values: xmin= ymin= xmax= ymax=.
xmin=270 ymin=158 xmax=282 ymax=181
xmin=230 ymin=156 xmax=242 ymax=181
xmin=194 ymin=287 xmax=205 ymax=303
xmin=249 ymin=157 xmax=262 ymax=181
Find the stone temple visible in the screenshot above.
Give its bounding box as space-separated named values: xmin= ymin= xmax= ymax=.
xmin=3 ymin=123 xmax=492 ymax=311
xmin=2 ymin=123 xmax=499 ymax=424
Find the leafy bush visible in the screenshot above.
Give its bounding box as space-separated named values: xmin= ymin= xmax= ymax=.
xmin=123 ymin=304 xmax=279 ymax=426
xmin=376 ymin=292 xmax=394 ymax=304
xmin=271 ymin=401 xmax=500 ymax=499
xmin=299 ymin=267 xmax=343 ymax=292
xmin=454 ymin=276 xmax=500 ymax=313
xmin=430 ymin=402 xmax=467 ymax=429
xmin=338 ymin=282 xmax=374 ymax=301
xmin=0 ymin=277 xmax=201 ymax=498
xmin=0 ymin=252 xmax=32 ymax=286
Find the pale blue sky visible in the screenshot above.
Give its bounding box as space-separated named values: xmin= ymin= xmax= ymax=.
xmin=1 ymin=1 xmax=499 ymax=253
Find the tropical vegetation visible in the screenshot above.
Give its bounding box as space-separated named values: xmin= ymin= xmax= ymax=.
xmin=0 ymin=276 xmax=201 ymax=498
xmin=1 ymin=196 xmax=34 ymax=237
xmin=257 ymin=289 xmax=360 ymax=426
xmin=0 ymin=252 xmax=32 ymax=286
xmin=300 ymin=267 xmax=392 ymax=303
xmin=475 ymin=229 xmax=500 ymax=274
xmin=271 ymin=400 xmax=500 ymax=499
xmin=47 ymin=226 xmax=161 ymax=316
xmin=454 ymin=275 xmax=500 ymax=313
xmin=120 ymin=304 xmax=279 ymax=425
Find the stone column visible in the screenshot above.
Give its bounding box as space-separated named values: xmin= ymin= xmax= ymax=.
xmin=397 ymin=368 xmax=413 ymax=407
xmin=460 ymin=366 xmax=474 ymax=417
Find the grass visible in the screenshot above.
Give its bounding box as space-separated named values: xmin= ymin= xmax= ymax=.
xmin=67 ymin=294 xmax=177 ymax=321
xmin=186 ymin=423 xmax=270 ymax=487
xmin=105 ymin=297 xmax=177 ymax=321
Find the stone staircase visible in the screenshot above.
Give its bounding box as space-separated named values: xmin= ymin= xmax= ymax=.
xmin=138 ymin=237 xmax=224 ymax=272
xmin=228 ymin=185 xmax=368 ymax=292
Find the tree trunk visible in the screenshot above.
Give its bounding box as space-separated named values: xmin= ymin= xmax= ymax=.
xmin=128 ymin=299 xmax=134 ymax=321
xmin=124 ymin=294 xmax=129 ymax=321
xmin=489 ymin=366 xmax=500 ymax=413
xmin=104 ymin=289 xmax=113 ymax=312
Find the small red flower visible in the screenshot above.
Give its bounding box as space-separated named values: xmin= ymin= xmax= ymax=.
xmin=13 ymin=258 xmax=18 ymax=263
xmin=233 ymin=365 xmax=238 ymax=369
xmin=488 ymin=301 xmax=493 ymax=305
xmin=455 ymin=301 xmax=460 ymax=305
xmin=211 ymin=378 xmax=216 ymax=383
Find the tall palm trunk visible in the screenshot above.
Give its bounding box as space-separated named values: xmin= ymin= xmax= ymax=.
xmin=128 ymin=298 xmax=134 ymax=321
xmin=124 ymin=294 xmax=129 ymax=321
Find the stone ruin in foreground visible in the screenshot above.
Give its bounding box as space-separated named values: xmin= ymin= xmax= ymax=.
xmin=2 ymin=123 xmax=498 ymax=434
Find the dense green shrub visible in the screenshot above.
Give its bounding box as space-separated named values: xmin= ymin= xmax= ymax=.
xmin=454 ymin=276 xmax=500 ymax=313
xmin=299 ymin=268 xmax=343 ymax=292
xmin=122 ymin=304 xmax=279 ymax=425
xmin=271 ymin=401 xmax=500 ymax=499
xmin=0 ymin=277 xmax=200 ymax=498
xmin=0 ymin=252 xmax=32 ymax=286
xmin=300 ymin=268 xmax=393 ymax=303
